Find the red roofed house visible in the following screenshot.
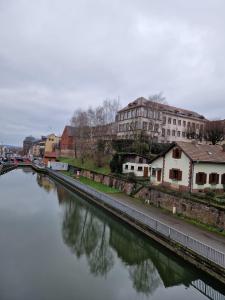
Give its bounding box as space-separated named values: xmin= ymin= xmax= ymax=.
xmin=150 ymin=142 xmax=225 ymax=193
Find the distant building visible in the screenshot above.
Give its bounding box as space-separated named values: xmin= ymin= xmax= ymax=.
xmin=116 ymin=97 xmax=206 ymax=143
xmin=60 ymin=126 xmax=76 ymax=158
xmin=23 ymin=136 xmax=36 ymax=155
xmin=43 ymin=134 xmax=61 ymax=164
xmin=122 ymin=153 xmax=151 ymax=177
xmin=30 ymin=136 xmax=47 ymax=158
xmin=150 ymin=142 xmax=225 ymax=192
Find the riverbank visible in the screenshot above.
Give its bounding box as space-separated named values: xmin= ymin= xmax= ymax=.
xmin=8 ymin=164 xmax=225 ymax=285
xmin=45 ymin=168 xmax=225 ymax=285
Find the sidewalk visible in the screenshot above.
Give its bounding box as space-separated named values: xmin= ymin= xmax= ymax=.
xmin=110 ymin=192 xmax=225 ymax=253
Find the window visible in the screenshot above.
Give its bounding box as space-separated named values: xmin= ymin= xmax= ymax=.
xmin=173 ymin=119 xmax=177 ymax=125
xmin=143 ymin=122 xmax=147 ymax=130
xmin=139 ymin=158 xmax=143 ymax=163
xmin=209 ymin=173 xmax=219 ymax=185
xmin=167 ymin=129 xmax=170 ymax=136
xmin=182 ymin=132 xmax=186 ymax=138
xmin=172 ymin=130 xmax=176 ymax=136
xmin=149 ymin=122 xmax=153 ymax=130
xmin=131 ymin=165 xmax=134 ymax=170
xmin=162 ymin=128 xmax=165 ymax=137
xmin=152 ymin=168 xmax=156 ymax=176
xmin=187 ymin=122 xmax=190 ymax=127
xmin=169 ymin=169 xmax=182 ymax=181
xmin=196 ymin=172 xmax=207 ymax=185
xmin=154 ymin=124 xmax=159 ymax=132
xmin=163 ymin=116 xmax=166 ymax=124
xmin=178 ymin=120 xmax=181 ymax=126
xmin=183 ymin=121 xmax=186 ymax=127
xmin=177 ymin=131 xmax=181 ymax=137
xmin=221 ymin=174 xmax=225 ymax=184
xmin=125 ymin=165 xmax=128 ymax=170
xmin=168 ymin=118 xmax=171 ymax=124
xmin=172 ymin=148 xmax=182 ymax=159
xmin=138 ymin=166 xmax=143 ymax=171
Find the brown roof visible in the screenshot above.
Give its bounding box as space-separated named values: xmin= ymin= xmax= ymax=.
xmin=176 ymin=142 xmax=225 ymax=163
xmin=118 ymin=97 xmax=206 ymax=120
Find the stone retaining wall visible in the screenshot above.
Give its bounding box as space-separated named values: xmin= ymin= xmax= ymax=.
xmin=135 ymin=187 xmax=225 ymax=230
xmin=73 ymin=166 xmax=225 ymax=230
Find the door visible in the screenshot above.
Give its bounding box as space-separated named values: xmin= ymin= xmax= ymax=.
xmin=143 ymin=167 xmax=148 ymax=178
xmin=157 ymin=169 xmax=162 ymax=182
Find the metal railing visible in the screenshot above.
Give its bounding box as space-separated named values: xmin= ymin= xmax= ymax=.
xmin=49 ymin=170 xmax=225 ymax=269
xmin=192 ymin=279 xmax=225 ymax=300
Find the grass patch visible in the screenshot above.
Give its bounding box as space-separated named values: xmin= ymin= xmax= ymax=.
xmin=61 ymin=171 xmax=119 ymax=194
xmin=58 ymin=157 xmax=111 ymax=175
xmin=175 ymin=213 xmax=225 ymax=237
xmin=78 ymin=176 xmax=120 ymax=194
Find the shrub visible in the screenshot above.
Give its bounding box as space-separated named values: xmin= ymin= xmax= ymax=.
xmin=127 ymin=172 xmax=137 ymax=183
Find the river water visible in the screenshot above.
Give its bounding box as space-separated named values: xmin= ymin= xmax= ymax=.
xmin=0 ymin=168 xmax=224 ymax=300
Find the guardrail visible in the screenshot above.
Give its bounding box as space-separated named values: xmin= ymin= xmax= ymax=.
xmin=49 ymin=170 xmax=225 ymax=270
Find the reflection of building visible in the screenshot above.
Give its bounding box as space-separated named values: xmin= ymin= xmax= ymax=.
xmin=36 ymin=174 xmax=55 ymax=192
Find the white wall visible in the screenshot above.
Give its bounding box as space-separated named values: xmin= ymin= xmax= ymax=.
xmin=122 ymin=162 xmax=150 ymax=177
xmin=164 ymin=148 xmax=190 ymax=187
xmin=193 ymin=163 xmax=225 ymax=190
xmin=150 ymin=157 xmax=163 ymax=184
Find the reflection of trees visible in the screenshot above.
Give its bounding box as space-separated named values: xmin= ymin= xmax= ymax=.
xmin=36 ymin=174 xmax=55 ymax=193
xmin=129 ymin=260 xmax=161 ymax=295
xmin=88 ymin=223 xmax=114 ymax=276
xmin=57 ymin=184 xmax=197 ymax=296
xmin=62 ymin=197 xmax=114 ymax=277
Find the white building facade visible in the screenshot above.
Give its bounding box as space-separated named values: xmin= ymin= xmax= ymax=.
xmin=116 ymin=97 xmax=206 ymax=143
xmin=150 ymin=142 xmax=225 ymax=193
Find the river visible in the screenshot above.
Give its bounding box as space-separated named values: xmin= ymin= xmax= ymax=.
xmin=0 ymin=168 xmax=224 ymax=300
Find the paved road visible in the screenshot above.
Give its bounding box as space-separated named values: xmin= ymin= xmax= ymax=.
xmin=110 ymin=193 xmax=225 ymax=253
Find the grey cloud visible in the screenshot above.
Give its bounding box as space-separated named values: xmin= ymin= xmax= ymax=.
xmin=0 ymin=0 xmax=225 ymax=145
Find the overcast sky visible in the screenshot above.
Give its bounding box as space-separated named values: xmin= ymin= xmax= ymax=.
xmin=0 ymin=0 xmax=225 ymax=145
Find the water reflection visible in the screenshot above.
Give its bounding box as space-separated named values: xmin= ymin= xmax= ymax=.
xmin=37 ymin=174 xmax=225 ymax=299
xmin=36 ymin=173 xmax=56 ymax=193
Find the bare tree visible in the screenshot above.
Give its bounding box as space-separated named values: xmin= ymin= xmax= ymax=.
xmin=204 ymin=120 xmax=225 ymax=145
xmin=148 ymin=92 xmax=166 ymax=104
xmin=147 ymin=92 xmax=167 ymax=151
xmin=70 ymin=98 xmax=120 ymax=162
